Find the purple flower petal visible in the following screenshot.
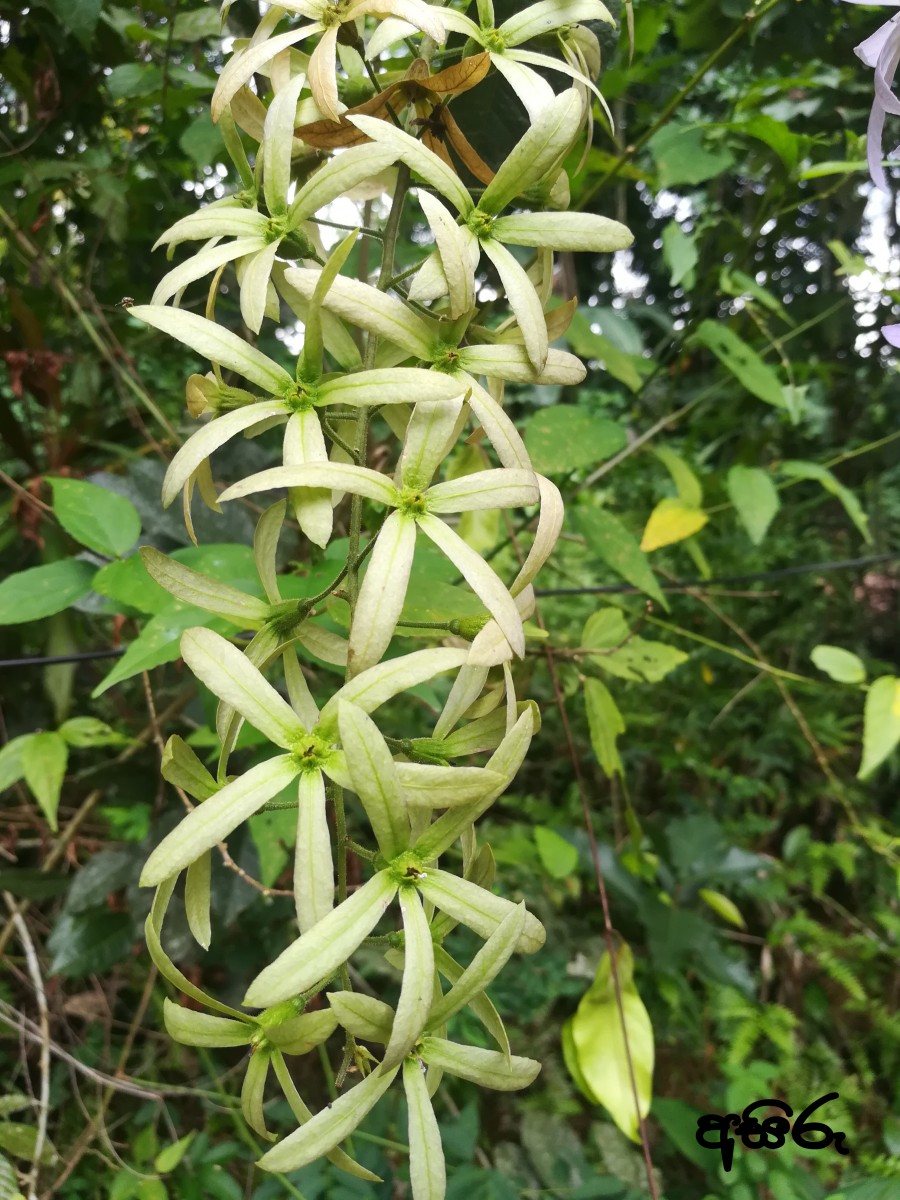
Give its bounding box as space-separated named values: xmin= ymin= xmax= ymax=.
xmin=866 ymin=99 xmax=890 ymax=191
xmin=882 ymin=324 xmax=900 ymax=346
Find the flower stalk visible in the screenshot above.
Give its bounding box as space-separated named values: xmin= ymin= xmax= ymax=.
xmin=136 ymin=1 xmax=632 ymax=1190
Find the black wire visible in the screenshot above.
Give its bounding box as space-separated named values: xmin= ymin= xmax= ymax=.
xmin=0 ymin=648 xmax=126 ymax=669
xmin=0 ymin=552 xmax=896 ymax=669
xmin=533 ymin=552 xmax=900 ymax=597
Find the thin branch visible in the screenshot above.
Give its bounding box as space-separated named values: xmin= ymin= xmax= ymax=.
xmin=3 ymin=900 xmax=50 ymax=1199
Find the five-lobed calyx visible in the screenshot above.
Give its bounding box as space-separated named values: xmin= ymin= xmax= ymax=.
xmin=137 ymin=0 xmax=630 ymax=1191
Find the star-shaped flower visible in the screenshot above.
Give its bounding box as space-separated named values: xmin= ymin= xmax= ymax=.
xmin=131 ymin=257 xmax=465 ymax=547
xmin=151 ymin=74 xmax=397 ymax=332
xmin=437 ymin=0 xmax=614 ymax=122
xmin=140 ymin=632 xmax=482 ymax=925
xmin=211 ymin=0 xmax=447 ymax=125
xmin=347 ymin=88 xmax=633 ymax=369
xmin=217 ymin=447 xmax=540 ymax=670
xmin=280 ymin=265 xmax=588 ymax=466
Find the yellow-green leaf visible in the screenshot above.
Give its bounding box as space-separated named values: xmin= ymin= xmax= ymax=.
xmin=640 ymin=499 xmax=708 ymax=552
xmin=698 ymin=889 xmax=746 ymax=929
xmin=565 ymin=941 xmax=653 ymax=1143
xmin=858 ymin=675 xmax=900 ymax=779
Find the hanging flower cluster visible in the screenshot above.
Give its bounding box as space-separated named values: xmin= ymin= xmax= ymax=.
xmin=136 ymin=0 xmax=631 ymax=1190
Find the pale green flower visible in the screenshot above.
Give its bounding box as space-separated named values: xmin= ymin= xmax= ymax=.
xmin=212 ymin=0 xmax=446 ymax=124
xmin=218 ymin=453 xmax=541 ymax=667
xmin=349 ymin=88 xmax=633 ymax=369
xmin=281 ymin=266 xmax=588 ymax=467
xmin=131 ymin=289 xmax=465 ymax=546
xmin=152 ymin=72 xmax=396 ymax=332
xmin=437 ymin=0 xmax=614 ymax=122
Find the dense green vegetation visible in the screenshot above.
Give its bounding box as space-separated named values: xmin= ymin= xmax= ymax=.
xmin=1 ymin=1 xmax=899 ymax=1198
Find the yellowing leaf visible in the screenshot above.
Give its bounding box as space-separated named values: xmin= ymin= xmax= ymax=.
xmin=640 ymin=499 xmax=708 ymax=552
xmin=564 ymin=942 xmax=653 ymax=1143
xmin=698 ymin=889 xmax=746 ymax=929
xmin=858 ymin=675 xmax=900 ymax=780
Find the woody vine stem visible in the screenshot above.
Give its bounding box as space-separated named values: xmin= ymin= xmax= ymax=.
xmin=132 ymin=0 xmax=638 ymax=1193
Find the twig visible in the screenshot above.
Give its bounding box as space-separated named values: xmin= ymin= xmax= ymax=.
xmin=3 ymin=900 xmax=50 ymax=1199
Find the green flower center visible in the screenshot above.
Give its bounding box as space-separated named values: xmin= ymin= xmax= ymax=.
xmin=265 ymin=214 xmax=289 ymax=243
xmin=397 ymin=486 xmax=429 ymax=517
xmin=466 ymin=207 xmax=495 ymax=239
xmin=482 ymin=27 xmax=507 ymax=52
xmin=290 ymin=734 xmax=331 ymax=774
xmin=283 ymin=381 xmax=319 ymax=412
xmin=388 ymin=850 xmax=428 ymax=888
xmin=431 ymin=346 xmax=461 ymax=374
xmin=320 ymin=0 xmax=354 ymax=29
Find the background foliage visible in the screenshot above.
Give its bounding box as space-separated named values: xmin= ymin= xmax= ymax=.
xmin=1 ymin=0 xmax=899 ymax=1197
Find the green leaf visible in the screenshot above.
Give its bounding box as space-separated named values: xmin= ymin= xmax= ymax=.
xmin=0 ymin=869 xmax=69 ymax=901
xmin=719 ymin=267 xmax=793 ymax=325
xmin=584 ymin=678 xmax=624 ymax=778
xmin=92 ymin=605 xmax=217 ymax=697
xmin=523 ymin=408 xmax=626 ymax=475
xmin=582 ymin=610 xmax=688 ymax=683
xmin=258 ymin=1064 xmax=400 ymax=1173
xmin=22 ymin=731 xmax=68 ymax=831
xmin=172 ymin=10 xmax=222 ymax=39
xmin=44 ymin=0 xmax=101 ymax=45
xmin=640 ymin=499 xmax=708 ymax=551
xmin=180 ymin=113 xmax=224 ymax=169
xmin=0 ymin=1123 xmax=55 ymax=1165
xmin=0 ymin=736 xmax=29 ymax=793
xmin=565 ymin=941 xmax=654 ymax=1143
xmin=661 ymin=221 xmax=697 ymax=287
xmin=726 ymin=465 xmax=780 ymax=545
xmin=58 ymin=717 xmax=127 ymax=748
xmin=106 ymin=64 xmax=163 ymax=100
xmin=47 ymin=909 xmax=135 ymax=977
xmin=694 ymin=320 xmax=784 ymax=408
xmin=698 ymin=888 xmax=746 ymax=929
xmin=572 ymin=509 xmax=667 ymax=610
xmin=0 ymin=559 xmax=95 ymax=625
xmin=0 ymin=1095 xmax=31 ymax=1119
xmin=534 ymin=827 xmax=578 ymax=878
xmin=858 ymin=676 xmax=900 ymax=779
xmin=154 ymin=1133 xmax=196 ymax=1175
xmin=780 ymin=460 xmax=871 ymax=542
xmin=654 ymin=447 xmax=702 ymax=508
xmin=648 ymin=122 xmax=734 ymax=187
xmin=48 ymin=478 xmax=141 ymax=558
xmin=811 ymin=645 xmax=867 ymax=685
xmin=566 ymin=309 xmax=646 ymax=392
xmin=0 ymin=1152 xmax=18 ymax=1200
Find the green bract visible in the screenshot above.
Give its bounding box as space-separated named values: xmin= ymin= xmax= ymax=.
xmin=137 ymin=8 xmax=621 ymax=1193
